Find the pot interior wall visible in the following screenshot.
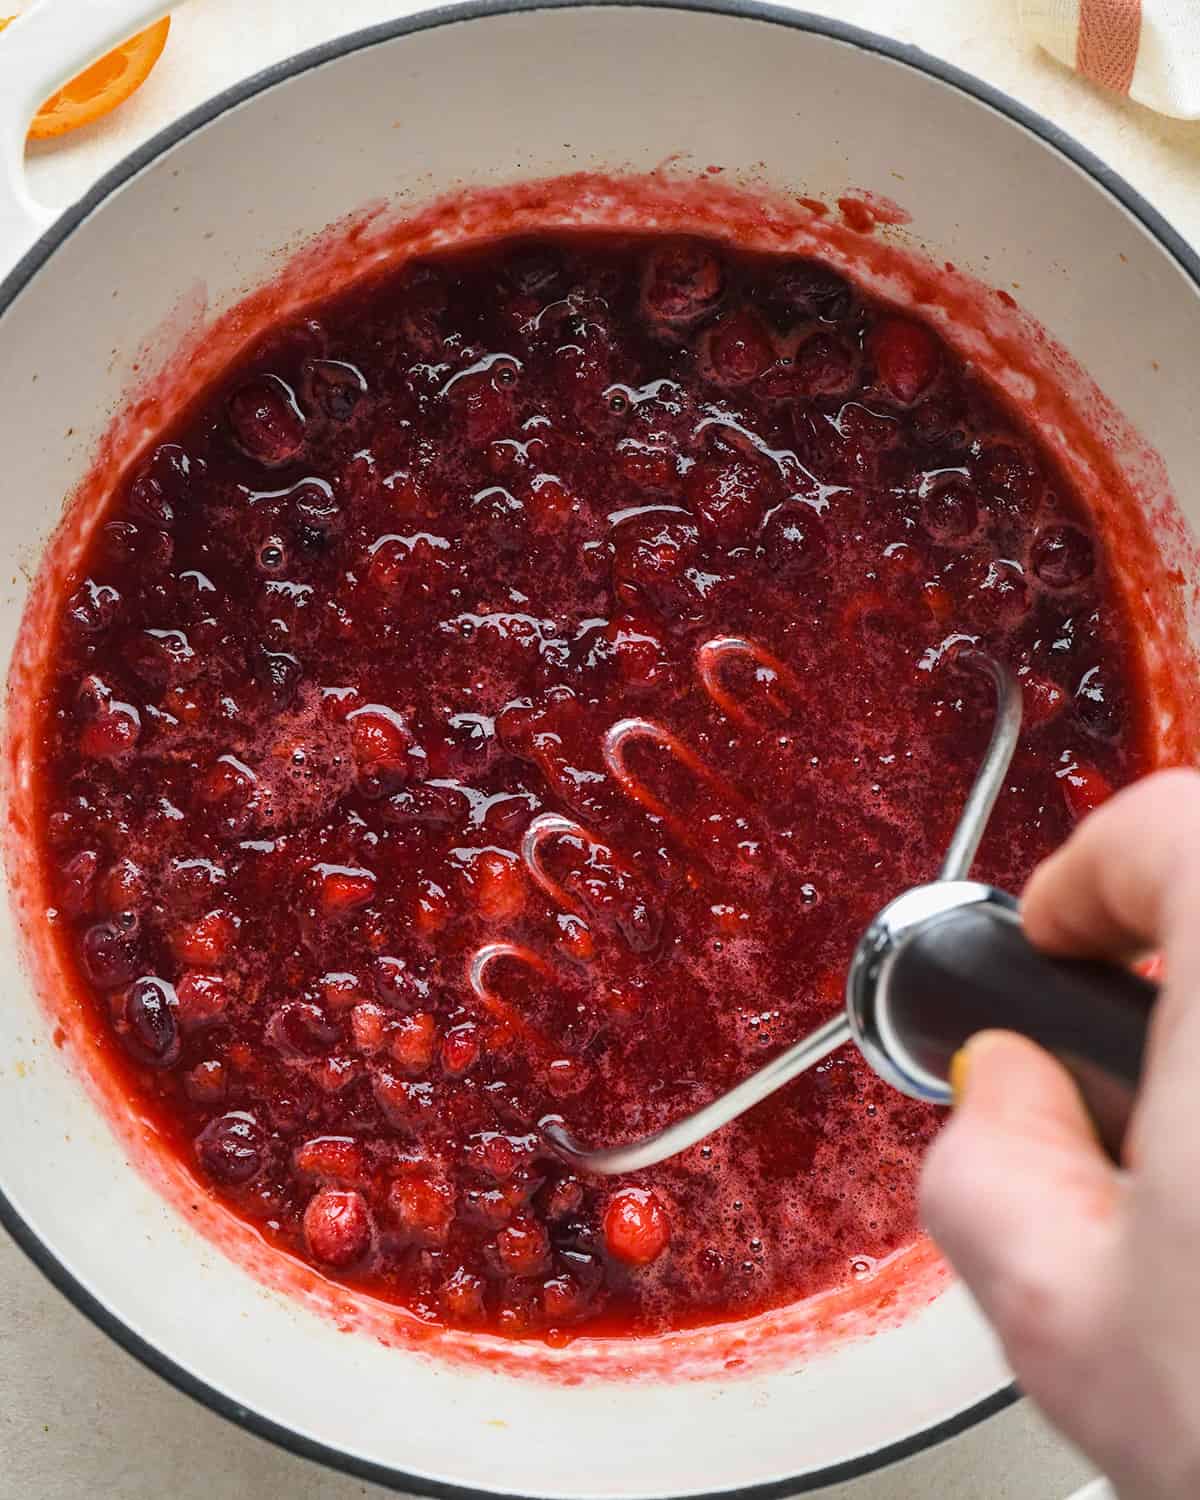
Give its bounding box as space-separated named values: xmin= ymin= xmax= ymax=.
xmin=0 ymin=7 xmax=1196 ymax=1495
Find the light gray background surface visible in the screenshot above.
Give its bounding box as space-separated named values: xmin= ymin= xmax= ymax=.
xmin=5 ymin=0 xmax=1197 ymax=1493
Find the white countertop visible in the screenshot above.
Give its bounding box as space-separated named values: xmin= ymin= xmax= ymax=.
xmin=5 ymin=0 xmax=1196 ymax=1494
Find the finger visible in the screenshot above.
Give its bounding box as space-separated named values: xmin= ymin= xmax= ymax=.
xmin=1022 ymin=768 xmax=1200 ymax=962
xmin=1023 ymin=770 xmax=1200 ymax=1153
xmin=921 ymin=1031 xmax=1119 ymax=1374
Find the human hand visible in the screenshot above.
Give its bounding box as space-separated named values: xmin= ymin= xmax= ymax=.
xmin=921 ymin=768 xmax=1200 ymax=1500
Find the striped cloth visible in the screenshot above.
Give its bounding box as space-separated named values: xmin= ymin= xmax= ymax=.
xmin=1020 ymin=0 xmax=1200 ymax=117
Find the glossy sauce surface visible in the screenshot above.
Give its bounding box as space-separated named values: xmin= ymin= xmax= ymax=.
xmin=34 ymin=233 xmax=1147 ymax=1339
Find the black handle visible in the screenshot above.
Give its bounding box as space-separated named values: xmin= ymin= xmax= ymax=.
xmin=887 ymin=901 xmax=1157 ymax=1159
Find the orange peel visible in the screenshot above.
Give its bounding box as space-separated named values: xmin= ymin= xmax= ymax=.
xmin=0 ymin=15 xmax=170 ymax=140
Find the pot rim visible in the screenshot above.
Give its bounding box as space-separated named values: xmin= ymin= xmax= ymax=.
xmin=3 ymin=1 xmax=1195 ymax=1493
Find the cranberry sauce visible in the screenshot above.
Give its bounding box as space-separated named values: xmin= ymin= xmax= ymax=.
xmin=34 ymin=233 xmax=1147 ymax=1340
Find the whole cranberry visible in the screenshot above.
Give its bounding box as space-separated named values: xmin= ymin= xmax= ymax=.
xmin=1031 ymin=523 xmax=1095 ymax=590
xmin=170 ymin=908 xmax=239 ymax=968
xmin=227 ymin=375 xmax=305 ymax=466
xmin=292 ymin=480 xmax=342 ymax=547
xmin=949 ymin=555 xmax=1032 ymax=628
xmin=603 ymin=1188 xmax=671 ymax=1266
xmin=922 ymin=479 xmax=981 ymax=544
xmin=390 ymin=1012 xmax=437 ymax=1073
xmin=347 ymin=705 xmax=413 ymax=796
xmin=871 ymin=316 xmax=940 ymax=404
xmin=759 ymin=502 xmax=829 ymax=578
xmin=702 ymin=309 xmax=774 ymax=386
xmin=441 ymin=1023 xmax=481 ymax=1078
xmin=197 ymin=755 xmax=258 ymax=837
xmin=76 ymin=678 xmax=141 ymax=761
xmin=127 ymin=443 xmax=202 ymax=529
xmin=304 ymin=1187 xmax=372 ymax=1267
xmin=542 ymin=1176 xmax=585 ymax=1222
xmin=164 ymin=856 xmax=227 ymax=912
xmin=118 ymin=976 xmax=180 ymax=1067
xmin=66 ymin=579 xmax=121 ymax=635
xmin=80 ymin=920 xmax=140 ymax=990
xmin=302 ymin=357 xmax=367 ymax=421
xmin=196 ymin=1112 xmax=265 ymax=1185
xmin=790 ymin=333 xmax=857 ymax=398
xmin=311 ymin=863 xmax=377 ymax=918
xmin=543 ymin=1273 xmax=589 ymax=1325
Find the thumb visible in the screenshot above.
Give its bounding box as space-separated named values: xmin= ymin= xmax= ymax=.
xmin=921 ymin=1031 xmax=1120 ymax=1378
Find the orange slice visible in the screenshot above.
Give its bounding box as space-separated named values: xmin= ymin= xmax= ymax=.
xmin=0 ymin=15 xmax=170 ymax=140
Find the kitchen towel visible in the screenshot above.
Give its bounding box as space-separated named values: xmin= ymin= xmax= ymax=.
xmin=1020 ymin=0 xmax=1200 ymax=117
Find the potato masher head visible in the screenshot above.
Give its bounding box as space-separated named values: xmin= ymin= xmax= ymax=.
xmin=542 ymin=650 xmax=1156 ymax=1173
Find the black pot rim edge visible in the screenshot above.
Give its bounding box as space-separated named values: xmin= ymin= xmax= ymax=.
xmin=4 ymin=1 xmax=1196 ymax=1494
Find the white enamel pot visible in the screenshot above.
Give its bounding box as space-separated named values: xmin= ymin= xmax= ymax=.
xmin=0 ymin=3 xmax=1197 ymax=1497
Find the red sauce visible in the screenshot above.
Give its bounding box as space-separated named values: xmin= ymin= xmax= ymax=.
xmin=837 ymin=192 xmax=912 ymax=234
xmin=30 ymin=231 xmax=1149 ymax=1343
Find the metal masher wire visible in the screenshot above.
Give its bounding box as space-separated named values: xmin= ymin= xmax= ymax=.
xmin=695 ymin=635 xmax=802 ymax=729
xmin=539 ymin=648 xmax=1024 ymax=1175
xmin=938 ymin=651 xmax=1024 ymax=882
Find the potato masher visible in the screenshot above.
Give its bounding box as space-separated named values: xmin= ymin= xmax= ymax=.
xmin=542 ymin=650 xmax=1157 ymax=1173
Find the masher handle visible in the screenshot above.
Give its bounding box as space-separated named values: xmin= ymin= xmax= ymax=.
xmin=887 ymin=901 xmax=1157 ymax=1158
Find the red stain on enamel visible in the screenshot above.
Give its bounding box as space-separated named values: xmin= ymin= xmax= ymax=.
xmin=8 ymin=169 xmax=1198 ymax=1382
xmin=837 ymin=191 xmax=912 ymax=234
xmin=837 ymin=196 xmax=876 ymax=234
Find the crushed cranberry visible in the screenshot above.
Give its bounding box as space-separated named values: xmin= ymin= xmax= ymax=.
xmin=390 ymin=1172 xmax=455 ymax=1246
xmin=294 ymin=1134 xmax=364 ymax=1184
xmin=34 ymin=231 xmax=1149 ymax=1340
xmin=641 ymin=239 xmax=726 ymax=326
xmin=496 ymin=1215 xmax=552 ymax=1277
